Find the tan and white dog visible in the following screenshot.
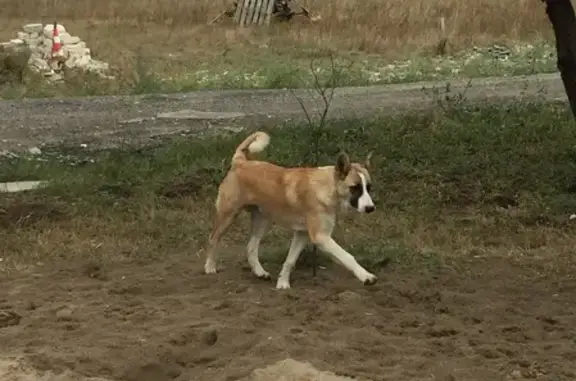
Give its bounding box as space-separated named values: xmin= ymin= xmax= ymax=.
xmin=203 ymin=131 xmax=378 ymax=289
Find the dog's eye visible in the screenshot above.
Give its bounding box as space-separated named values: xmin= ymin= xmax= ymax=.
xmin=349 ymin=184 xmax=362 ymax=193
xmin=366 ymin=184 xmax=372 ymax=192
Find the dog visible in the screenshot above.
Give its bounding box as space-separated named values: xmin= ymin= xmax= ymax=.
xmin=203 ymin=131 xmax=378 ymax=289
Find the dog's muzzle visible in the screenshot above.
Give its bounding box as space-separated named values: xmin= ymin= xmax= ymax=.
xmin=364 ymin=205 xmax=375 ymax=213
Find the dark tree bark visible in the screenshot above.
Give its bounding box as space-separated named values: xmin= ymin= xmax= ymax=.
xmin=543 ymin=0 xmax=576 ymax=118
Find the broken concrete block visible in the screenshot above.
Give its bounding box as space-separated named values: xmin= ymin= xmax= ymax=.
xmin=29 ymin=56 xmax=51 ymax=71
xmin=59 ymin=33 xmax=81 ymax=45
xmin=1 ymin=23 xmax=110 ymax=81
xmin=248 ymin=359 xmax=364 ymax=381
xmin=22 ymin=23 xmax=43 ymax=34
xmin=64 ymin=42 xmax=88 ymax=55
xmin=42 ymin=23 xmax=66 ymax=38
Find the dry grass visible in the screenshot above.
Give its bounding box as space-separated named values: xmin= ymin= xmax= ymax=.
xmin=0 ymin=0 xmax=550 ymax=52
xmin=0 ymin=0 xmax=554 ymax=96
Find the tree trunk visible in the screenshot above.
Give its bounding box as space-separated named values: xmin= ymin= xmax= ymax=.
xmin=544 ymin=0 xmax=576 ymax=118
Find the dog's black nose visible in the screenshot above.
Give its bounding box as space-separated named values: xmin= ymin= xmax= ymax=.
xmin=365 ymin=205 xmax=375 ymax=213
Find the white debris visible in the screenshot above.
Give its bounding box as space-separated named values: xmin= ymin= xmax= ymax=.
xmin=27 ymin=147 xmax=42 ymax=155
xmin=249 ymin=359 xmax=362 ymax=381
xmin=569 ymin=214 xmax=576 ymax=220
xmin=0 ymin=181 xmax=46 ymax=193
xmin=42 ymin=23 xmax=66 ymax=38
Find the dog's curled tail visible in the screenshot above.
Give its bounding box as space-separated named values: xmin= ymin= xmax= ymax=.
xmin=231 ymin=131 xmax=270 ymax=164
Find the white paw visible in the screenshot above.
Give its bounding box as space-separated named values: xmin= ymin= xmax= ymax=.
xmin=362 ymin=272 xmax=378 ymax=286
xmin=252 ymin=264 xmax=272 ymax=279
xmin=276 ymin=278 xmax=291 ymax=289
xmin=253 ymin=268 xmax=271 ymax=280
xmin=204 ymin=261 xmax=218 ymax=274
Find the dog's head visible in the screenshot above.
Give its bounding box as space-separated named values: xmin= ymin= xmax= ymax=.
xmin=334 ymin=152 xmax=375 ymax=214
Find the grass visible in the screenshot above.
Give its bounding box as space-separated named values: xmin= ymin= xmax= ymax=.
xmin=0 ymin=0 xmax=559 ymax=98
xmin=1 ymin=101 xmax=576 ymax=275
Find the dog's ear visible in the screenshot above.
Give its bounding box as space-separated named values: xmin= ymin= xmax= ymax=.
xmin=365 ymin=151 xmax=373 ymax=169
xmin=335 ymin=152 xmax=351 ymax=179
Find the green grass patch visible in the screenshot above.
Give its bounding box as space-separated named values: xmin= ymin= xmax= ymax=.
xmin=0 ymin=41 xmax=558 ymax=99
xmin=1 ymin=101 xmax=576 ymax=271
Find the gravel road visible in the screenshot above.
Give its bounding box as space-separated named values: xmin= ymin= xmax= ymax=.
xmin=0 ymin=73 xmax=567 ymax=153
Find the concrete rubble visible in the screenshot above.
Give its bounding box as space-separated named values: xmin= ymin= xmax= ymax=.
xmin=0 ymin=180 xmax=46 ymax=193
xmin=247 ymin=359 xmax=367 ymax=381
xmin=0 ymin=23 xmax=110 ymax=82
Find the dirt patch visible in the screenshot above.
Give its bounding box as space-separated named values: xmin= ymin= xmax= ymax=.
xmin=156 ymin=168 xmax=222 ymax=199
xmin=0 ymin=357 xmax=112 ymax=381
xmin=0 ymin=309 xmax=21 ymax=328
xmin=0 ymin=253 xmax=575 ymax=381
xmin=0 ymin=200 xmax=68 ymax=229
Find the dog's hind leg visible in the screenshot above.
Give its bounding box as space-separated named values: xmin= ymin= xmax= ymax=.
xmin=204 ymin=205 xmax=240 ymax=275
xmin=246 ymin=207 xmax=272 ymax=280
xmin=276 ymin=231 xmax=309 ymax=289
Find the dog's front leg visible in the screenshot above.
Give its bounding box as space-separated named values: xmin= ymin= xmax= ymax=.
xmin=310 ymin=233 xmax=378 ymax=285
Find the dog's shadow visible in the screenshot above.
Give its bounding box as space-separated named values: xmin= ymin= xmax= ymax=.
xmin=240 ymin=244 xmax=393 ymax=284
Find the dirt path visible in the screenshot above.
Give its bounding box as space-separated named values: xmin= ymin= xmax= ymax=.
xmin=0 ymin=73 xmax=567 ymax=153
xmin=1 ymin=253 xmax=575 ymax=381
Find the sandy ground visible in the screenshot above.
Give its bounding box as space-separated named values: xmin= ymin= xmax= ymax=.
xmin=0 ymin=73 xmax=568 ymax=153
xmin=1 ymin=251 xmax=575 ymax=381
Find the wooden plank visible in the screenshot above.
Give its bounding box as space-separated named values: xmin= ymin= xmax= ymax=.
xmin=238 ymin=0 xmax=250 ymax=26
xmin=259 ymin=0 xmax=273 ymax=24
xmin=209 ymin=10 xmax=228 ymax=24
xmin=233 ymin=0 xmax=245 ymax=23
xmin=238 ymin=0 xmax=248 ymax=25
xmin=244 ymin=0 xmax=256 ymax=25
xmin=264 ymin=0 xmax=275 ymax=25
xmin=244 ymin=0 xmax=256 ymax=26
xmin=256 ymin=0 xmax=268 ymax=25
xmin=251 ymin=0 xmax=264 ymax=24
xmin=234 ymin=0 xmax=275 ymax=26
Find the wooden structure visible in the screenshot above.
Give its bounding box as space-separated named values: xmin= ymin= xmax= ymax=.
xmin=234 ymin=0 xmax=276 ymax=26
xmin=210 ymin=0 xmax=311 ymax=26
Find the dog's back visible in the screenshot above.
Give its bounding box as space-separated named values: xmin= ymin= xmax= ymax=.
xmin=223 ymin=159 xmax=334 ymax=214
